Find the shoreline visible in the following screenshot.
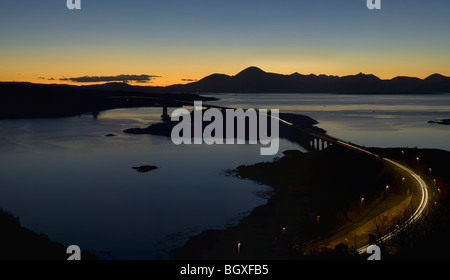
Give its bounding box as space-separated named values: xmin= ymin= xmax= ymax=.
xmin=1 ymin=146 xmax=449 ymax=260
xmin=0 ymin=209 xmax=98 ymax=260
xmin=2 ymin=106 xmax=450 ymax=259
xmin=172 ymin=145 xmax=390 ymax=260
xmin=172 ymin=147 xmax=450 ymax=260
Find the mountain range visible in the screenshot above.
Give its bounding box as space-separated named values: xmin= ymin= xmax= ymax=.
xmin=2 ymin=67 xmax=450 ymax=97
xmin=166 ymin=67 xmax=450 ymax=94
xmin=2 ymin=67 xmax=449 ymax=119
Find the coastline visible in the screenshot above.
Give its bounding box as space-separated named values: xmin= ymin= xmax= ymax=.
xmin=172 ymin=145 xmax=389 ymax=260
xmin=172 ymin=147 xmax=450 ymax=260
xmin=2 ymin=105 xmax=450 ymax=259
xmin=0 ymin=209 xmax=98 ymax=260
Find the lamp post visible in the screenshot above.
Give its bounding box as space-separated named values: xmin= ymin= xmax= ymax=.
xmin=360 ymin=197 xmax=365 ymax=222
xmin=385 ymin=185 xmax=389 ymax=209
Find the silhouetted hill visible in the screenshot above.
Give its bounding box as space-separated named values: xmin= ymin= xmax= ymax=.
xmin=0 ymin=82 xmax=216 ymax=119
xmin=0 ymin=208 xmax=98 ymax=260
xmin=167 ymin=67 xmax=450 ymax=94
xmin=82 ymin=82 xmax=166 ymax=93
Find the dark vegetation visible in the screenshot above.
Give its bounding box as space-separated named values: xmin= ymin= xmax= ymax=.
xmin=0 ymin=209 xmax=98 ymax=260
xmin=365 ymin=148 xmax=450 ymax=259
xmin=174 ymin=146 xmax=450 ymax=260
xmin=173 ymin=145 xmax=394 ymax=260
xmin=1 ymin=77 xmax=449 ymax=259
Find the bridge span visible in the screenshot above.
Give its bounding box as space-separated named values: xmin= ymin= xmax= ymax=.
xmin=113 ymin=95 xmax=431 ymax=255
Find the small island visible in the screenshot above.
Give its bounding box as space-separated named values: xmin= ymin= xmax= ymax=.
xmin=428 ymin=119 xmax=450 ymax=125
xmin=132 ymin=165 xmax=158 ymax=173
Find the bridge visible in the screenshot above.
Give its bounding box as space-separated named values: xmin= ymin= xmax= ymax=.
xmin=110 ymin=95 xmax=344 ymax=152
xmin=113 ymin=95 xmax=431 ymax=255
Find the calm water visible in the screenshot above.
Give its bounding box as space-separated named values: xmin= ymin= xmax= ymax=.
xmin=0 ymin=93 xmax=449 ymax=259
xmin=205 ymin=93 xmax=450 ymax=151
xmin=0 ymin=108 xmax=301 ymax=259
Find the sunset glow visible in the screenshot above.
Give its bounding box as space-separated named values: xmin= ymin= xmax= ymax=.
xmin=1 ymin=0 xmax=449 ymax=87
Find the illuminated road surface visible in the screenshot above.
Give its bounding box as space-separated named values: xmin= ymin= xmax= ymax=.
xmin=283 ymin=118 xmax=431 ymax=256
xmin=213 ymin=108 xmax=431 ymax=256
xmin=356 ymin=158 xmax=430 ymax=254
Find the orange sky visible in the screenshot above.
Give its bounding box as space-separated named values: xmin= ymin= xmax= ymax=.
xmin=2 ymin=55 xmax=449 ymax=88
xmin=1 ymin=1 xmax=449 ymax=87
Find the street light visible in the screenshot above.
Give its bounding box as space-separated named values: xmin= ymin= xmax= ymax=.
xmin=385 ymin=185 xmax=389 ymax=209
xmin=237 ymin=243 xmax=241 ymax=255
xmin=401 ymin=150 xmax=405 ymax=158
xmin=360 ymin=197 xmax=365 ymax=223
xmin=402 ymin=177 xmax=406 ymax=193
xmin=416 ymin=157 xmax=420 ymax=164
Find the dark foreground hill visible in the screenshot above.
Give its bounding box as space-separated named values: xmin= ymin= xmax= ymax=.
xmin=0 ymin=209 xmax=98 ymax=260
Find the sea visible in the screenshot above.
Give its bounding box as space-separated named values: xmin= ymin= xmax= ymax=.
xmin=0 ymin=93 xmax=449 ymax=259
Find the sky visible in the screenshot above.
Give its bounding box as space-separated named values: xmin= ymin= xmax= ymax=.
xmin=1 ymin=0 xmax=449 ymax=86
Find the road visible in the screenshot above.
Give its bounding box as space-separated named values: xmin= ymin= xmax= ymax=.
xmin=356 ymin=158 xmax=430 ymax=254
xmin=140 ymin=101 xmax=432 ymax=255
xmin=279 ymin=115 xmax=432 ymax=255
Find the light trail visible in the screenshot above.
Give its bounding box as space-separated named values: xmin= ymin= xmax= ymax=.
xmin=137 ymin=101 xmax=430 ymax=255
xmin=279 ymin=115 xmax=431 ymax=256
xmin=357 ymin=158 xmax=430 ymax=254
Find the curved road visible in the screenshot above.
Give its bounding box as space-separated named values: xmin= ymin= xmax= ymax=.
xmin=356 ymin=158 xmax=431 ymax=254
xmin=277 ymin=114 xmax=432 ymax=255
xmin=143 ymin=100 xmax=432 ymax=255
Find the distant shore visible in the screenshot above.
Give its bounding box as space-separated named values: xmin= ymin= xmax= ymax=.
xmin=0 ymin=82 xmax=217 ymax=120
xmin=428 ymin=119 xmax=450 ymax=125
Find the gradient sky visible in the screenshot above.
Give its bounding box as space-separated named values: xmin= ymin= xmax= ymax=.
xmin=1 ymin=0 xmax=449 ymax=86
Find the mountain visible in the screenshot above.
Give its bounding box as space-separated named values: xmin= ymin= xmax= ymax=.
xmin=167 ymin=67 xmax=450 ymax=94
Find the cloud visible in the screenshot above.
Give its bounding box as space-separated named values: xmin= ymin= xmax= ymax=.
xmin=60 ymin=74 xmax=161 ymax=83
xmin=48 ymin=78 xmax=55 ymax=81
xmin=181 ymin=78 xmax=198 ymax=82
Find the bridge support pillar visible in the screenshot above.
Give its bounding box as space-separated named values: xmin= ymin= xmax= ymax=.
xmin=161 ymin=105 xmax=170 ymax=122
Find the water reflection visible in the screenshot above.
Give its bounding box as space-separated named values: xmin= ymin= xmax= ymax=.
xmin=0 ymin=113 xmax=302 ymax=259
xmin=0 ymin=93 xmax=449 ymax=259
xmin=206 ymin=93 xmax=450 ymax=151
